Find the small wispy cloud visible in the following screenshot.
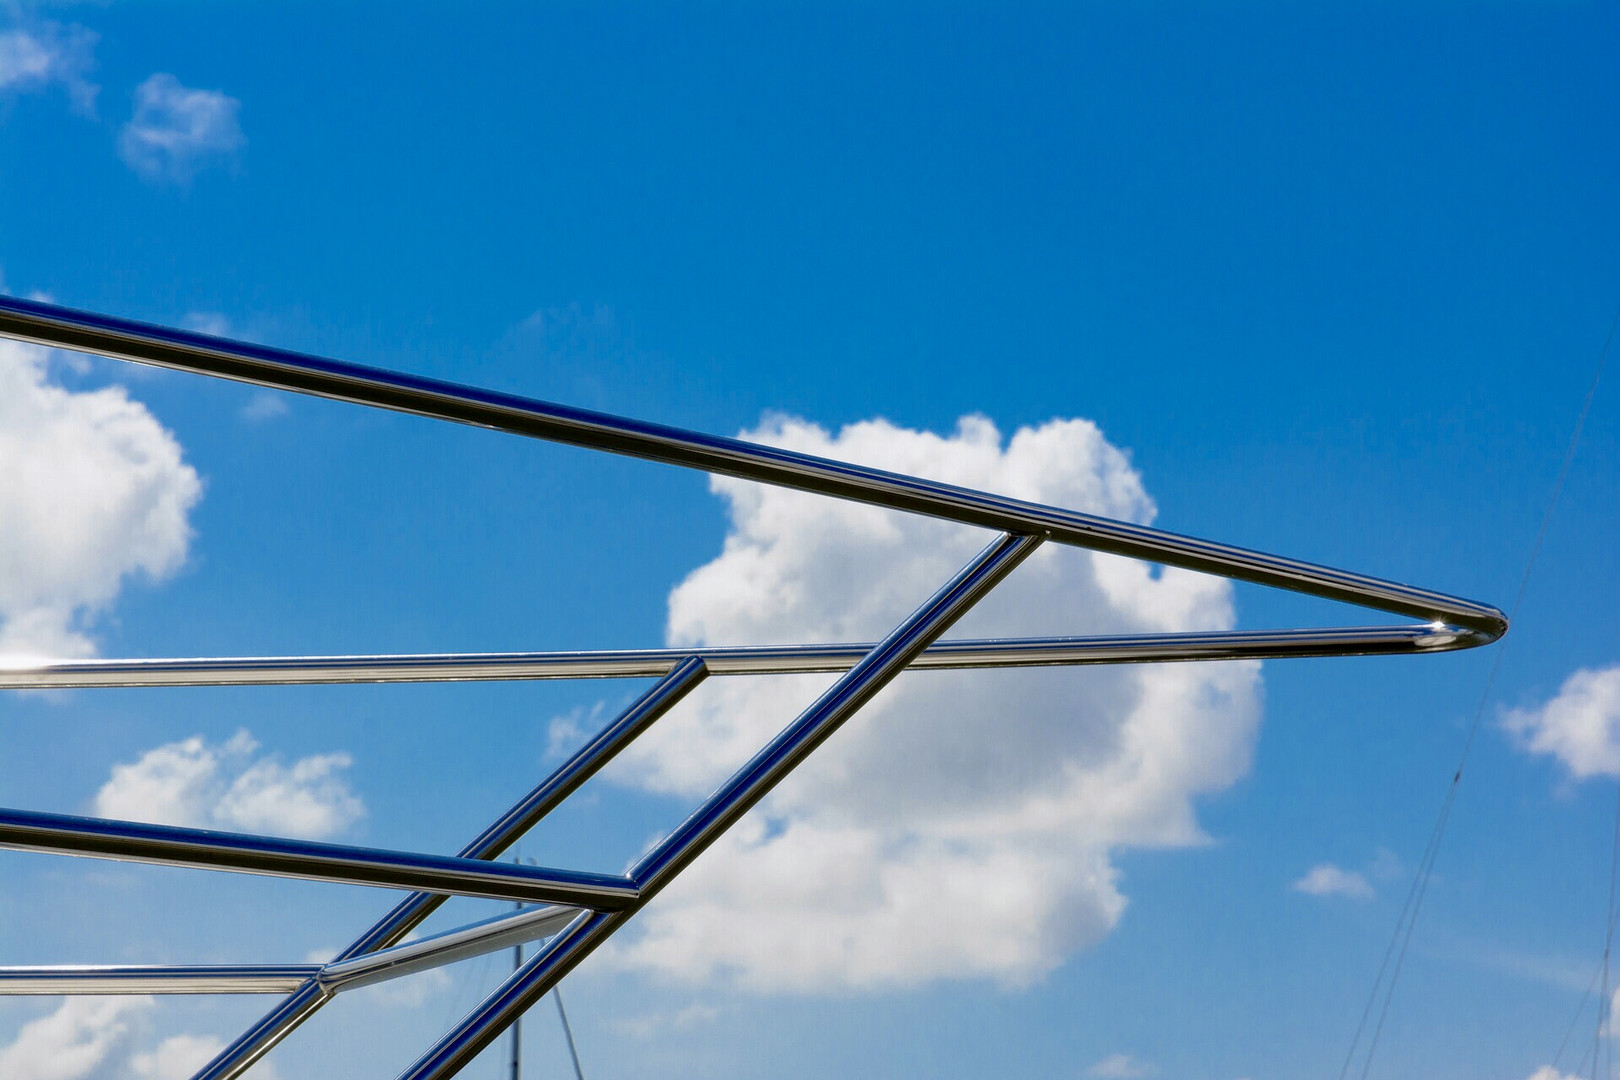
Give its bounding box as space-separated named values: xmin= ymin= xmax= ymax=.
xmin=1367 ymin=846 xmax=1403 ymax=882
xmin=181 ymin=311 xmax=232 ymax=337
xmin=609 ymin=1003 xmax=721 ymax=1040
xmin=1291 ymin=863 xmax=1374 ymax=901
xmin=1526 ymin=1067 xmax=1583 ymax=1080
xmin=131 ymin=1033 xmax=236 ymax=1080
xmin=547 ymin=701 xmax=609 ymax=759
xmin=119 ymin=73 xmax=244 ymax=184
xmin=240 ymin=391 xmax=288 ymax=422
xmin=355 ymin=967 xmax=453 ymax=1009
xmin=1504 ymin=665 xmax=1620 ymax=781
xmin=1088 ymin=1052 xmax=1156 ymax=1078
xmin=0 ymin=20 xmax=99 ymax=115
xmin=1452 ymin=940 xmax=1593 ymax=994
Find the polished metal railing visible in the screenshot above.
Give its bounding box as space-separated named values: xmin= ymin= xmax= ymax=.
xmin=0 ymin=295 xmax=1506 ymax=1079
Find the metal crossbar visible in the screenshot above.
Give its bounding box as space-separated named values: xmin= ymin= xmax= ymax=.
xmin=0 ymin=296 xmax=1507 ymax=1079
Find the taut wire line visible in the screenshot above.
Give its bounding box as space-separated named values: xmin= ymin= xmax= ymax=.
xmin=1341 ymin=303 xmax=1617 ymax=1080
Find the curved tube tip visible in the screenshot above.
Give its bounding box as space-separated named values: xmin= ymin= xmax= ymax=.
xmin=1415 ymin=619 xmax=1504 ymax=651
xmin=1454 ymin=605 xmax=1508 ymax=646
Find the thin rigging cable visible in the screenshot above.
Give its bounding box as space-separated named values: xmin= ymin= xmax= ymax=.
xmin=1338 ymin=305 xmax=1617 ymax=1080
xmin=1552 ymin=958 xmax=1602 ymax=1074
xmin=1595 ymin=781 xmax=1620 ymax=1080
xmin=1538 ymin=858 xmax=1620 ymax=1078
xmin=554 ymin=988 xmax=587 ymax=1080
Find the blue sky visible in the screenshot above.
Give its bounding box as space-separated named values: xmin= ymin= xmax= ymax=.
xmin=1 ymin=3 xmax=1619 ymax=1079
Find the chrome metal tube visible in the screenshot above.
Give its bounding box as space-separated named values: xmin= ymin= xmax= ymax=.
xmin=202 ymin=979 xmax=331 ymax=1079
xmin=190 ymin=658 xmax=708 ymax=1080
xmin=318 ymin=904 xmax=579 ymax=991
xmin=395 ymin=532 xmax=1041 ymax=1080
xmin=0 ymin=624 xmax=1489 ymax=691
xmin=0 ymin=808 xmax=637 ymax=909
xmin=0 ymin=296 xmax=1505 ymax=637
xmin=632 ymin=531 xmax=1043 ymax=898
xmin=0 ymin=965 xmax=321 ymax=995
xmin=0 ymin=293 xmax=1514 ymax=1080
xmin=396 ymin=910 xmax=620 ymax=1080
xmin=0 ymin=907 xmax=580 ymax=997
xmin=0 ymin=900 xmax=576 ymax=995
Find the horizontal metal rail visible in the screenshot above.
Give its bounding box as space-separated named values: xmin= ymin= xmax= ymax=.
xmin=0 ymin=625 xmax=1488 ymax=690
xmin=0 ymin=808 xmax=638 ymax=909
xmin=0 ymin=904 xmax=579 ymax=995
xmin=0 ymin=965 xmax=323 ymax=995
xmin=318 ymin=903 xmax=578 ymax=991
xmin=0 ymin=296 xmax=1506 ymax=638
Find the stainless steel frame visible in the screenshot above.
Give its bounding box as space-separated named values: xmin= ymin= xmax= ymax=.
xmin=0 ymin=296 xmax=1506 ymax=1079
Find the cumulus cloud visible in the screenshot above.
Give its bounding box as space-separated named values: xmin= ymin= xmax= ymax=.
xmin=1503 ymin=666 xmax=1620 ymax=780
xmin=93 ymin=729 xmax=365 ymax=839
xmin=119 ymin=73 xmax=243 ymax=184
xmin=1526 ymin=1068 xmax=1582 ymax=1080
xmin=598 ymin=414 xmax=1261 ymax=991
xmin=0 ymin=340 xmax=201 ymax=659
xmin=0 ymin=999 xmax=277 ymax=1080
xmin=0 ymin=998 xmax=145 ymax=1080
xmin=1088 ymin=1053 xmax=1156 ymax=1078
xmin=0 ymin=20 xmax=98 ymax=115
xmin=1291 ymin=863 xmax=1374 ymax=901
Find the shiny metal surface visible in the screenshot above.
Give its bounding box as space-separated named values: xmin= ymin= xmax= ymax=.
xmin=0 ymin=297 xmax=1511 ymax=1080
xmin=632 ymin=532 xmax=1041 ymax=898
xmin=0 ymin=807 xmax=638 ymax=909
xmin=0 ymin=965 xmax=322 ymax=995
xmin=0 ymin=296 xmax=1504 ymax=637
xmin=0 ymin=907 xmax=579 ymax=996
xmin=0 ymin=624 xmax=1488 ymax=690
xmin=398 ymin=910 xmax=618 ymax=1080
xmin=191 ymin=659 xmax=707 ymax=1080
xmin=397 ymin=533 xmax=1039 ymax=1079
xmin=318 ymin=904 xmax=579 ymax=991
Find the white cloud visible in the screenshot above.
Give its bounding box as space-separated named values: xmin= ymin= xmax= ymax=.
xmin=1368 ymin=846 xmax=1403 ymax=882
xmin=0 ymin=999 xmax=276 ymax=1080
xmin=180 ymin=312 xmax=231 ymax=337
xmin=1088 ymin=1052 xmax=1156 ymax=1078
xmin=119 ymin=73 xmax=243 ymax=184
xmin=1503 ymin=665 xmax=1620 ymax=780
xmin=93 ymin=729 xmax=365 ymax=839
xmin=1291 ymin=863 xmax=1374 ymax=901
xmin=0 ymin=21 xmax=98 ymax=115
xmin=0 ymin=998 xmax=145 ymax=1080
xmin=0 ymin=340 xmax=201 ymax=659
xmin=357 ymin=967 xmax=453 ymax=1009
xmin=601 ymin=414 xmax=1261 ymax=991
xmin=1526 ymin=1068 xmax=1582 ymax=1080
xmin=240 ymin=391 xmax=288 ymax=422
xmin=610 ymin=1002 xmax=721 ymax=1040
xmin=130 ymin=1034 xmax=229 ymax=1080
